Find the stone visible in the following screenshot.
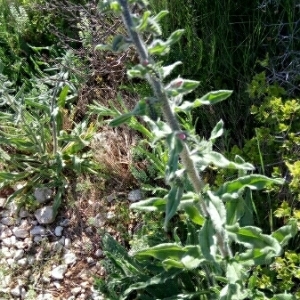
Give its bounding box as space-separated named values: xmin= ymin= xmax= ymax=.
xmin=27 ymin=255 xmax=35 ymax=265
xmin=19 ymin=207 xmax=30 ymax=218
xmin=86 ymin=257 xmax=94 ymax=264
xmin=10 ymin=285 xmax=22 ymax=297
xmin=33 ymin=187 xmax=53 ymax=203
xmin=34 ymin=206 xmax=55 ymax=224
xmin=52 ymin=241 xmax=63 ymax=252
xmin=17 ymin=257 xmax=28 ymax=266
xmin=106 ymin=211 xmax=115 ymax=219
xmin=59 ymin=218 xmax=70 ymax=227
xmin=71 ymin=286 xmax=81 ymax=296
xmin=64 ymin=237 xmax=71 ymax=248
xmin=128 ymin=189 xmax=143 ymax=202
xmin=58 ymin=236 xmax=65 ymax=245
xmin=37 ymin=293 xmax=53 ymax=300
xmin=64 ymin=252 xmax=77 ymax=265
xmin=93 ymin=214 xmax=105 ymax=228
xmin=14 ymin=249 xmax=24 ymax=260
xmin=34 ymin=236 xmax=44 ymax=243
xmin=30 ymin=225 xmax=47 ymax=236
xmin=1 ymin=246 xmax=15 ymax=258
xmin=1 ymin=216 xmax=15 ymax=226
xmin=51 ymin=265 xmax=67 ymax=280
xmin=52 ymin=281 xmax=61 ymax=289
xmin=0 ymin=197 xmax=6 ymax=207
xmin=12 ymin=227 xmax=30 ymax=238
xmin=0 ymin=226 xmax=12 ymax=239
xmin=15 ymin=240 xmax=27 ymax=249
xmin=2 ymin=235 xmax=16 ymax=247
xmin=95 ymin=249 xmax=103 ymax=258
xmin=54 ymin=226 xmax=64 ymax=236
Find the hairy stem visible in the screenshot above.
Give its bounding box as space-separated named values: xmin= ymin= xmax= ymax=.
xmin=118 ymin=0 xmax=232 ymax=259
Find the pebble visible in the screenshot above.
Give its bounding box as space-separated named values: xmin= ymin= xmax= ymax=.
xmin=37 ymin=293 xmax=53 ymax=300
xmin=0 ymin=226 xmax=12 ymax=239
xmin=19 ymin=207 xmax=30 ymax=218
xmin=71 ymin=286 xmax=82 ymax=295
xmin=34 ymin=187 xmax=53 ymax=203
xmin=87 ymin=257 xmax=94 ymax=264
xmin=2 ymin=236 xmax=16 ymax=247
xmin=95 ymin=249 xmax=103 ymax=257
xmin=30 ymin=225 xmax=47 ymax=236
xmin=13 ymin=227 xmax=30 ymax=238
xmin=64 ymin=237 xmax=71 ymax=248
xmin=64 ymin=252 xmax=77 ymax=265
xmin=14 ymin=249 xmax=24 ymax=260
xmin=93 ymin=214 xmax=106 ymax=227
xmin=59 ymin=218 xmax=70 ymax=227
xmin=54 ymin=226 xmax=64 ymax=236
xmin=0 ymin=197 xmax=6 ymax=207
xmin=51 ymin=265 xmax=67 ymax=280
xmin=17 ymin=257 xmax=28 ymax=266
xmin=128 ymin=189 xmax=143 ymax=202
xmin=106 ymin=211 xmax=115 ymax=219
xmin=1 ymin=216 xmax=15 ymax=226
xmin=34 ymin=206 xmax=55 ymax=224
xmin=10 ymin=285 xmax=23 ymax=297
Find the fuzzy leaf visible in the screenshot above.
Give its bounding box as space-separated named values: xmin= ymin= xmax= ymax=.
xmin=210 ymin=120 xmax=224 ymax=141
xmin=199 ymin=219 xmax=217 ymax=261
xmin=130 ymin=197 xmax=166 ymax=212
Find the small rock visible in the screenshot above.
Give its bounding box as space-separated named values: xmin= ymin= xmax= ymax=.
xmin=54 ymin=226 xmax=64 ymax=236
xmin=58 ymin=236 xmax=65 ymax=245
xmin=2 ymin=235 xmax=16 ymax=247
xmin=71 ymin=286 xmax=81 ymax=296
xmin=34 ymin=187 xmax=53 ymax=204
xmin=0 ymin=226 xmax=12 ymax=239
xmin=93 ymin=214 xmax=105 ymax=228
xmin=15 ymin=240 xmax=27 ymax=249
xmin=64 ymin=252 xmax=77 ymax=265
xmin=52 ymin=281 xmax=61 ymax=289
xmin=51 ymin=265 xmax=67 ymax=280
xmin=95 ymin=249 xmax=103 ymax=258
xmin=128 ymin=189 xmax=143 ymax=202
xmin=34 ymin=206 xmax=55 ymax=224
xmin=10 ymin=285 xmax=22 ymax=297
xmin=59 ymin=219 xmax=70 ymax=227
xmin=19 ymin=207 xmax=30 ymax=218
xmin=12 ymin=227 xmax=30 ymax=238
xmin=106 ymin=211 xmax=115 ymax=219
xmin=7 ymin=258 xmax=14 ymax=266
xmin=34 ymin=235 xmax=44 ymax=243
xmin=30 ymin=225 xmax=47 ymax=236
xmin=2 ymin=246 xmax=15 ymax=258
xmin=64 ymin=238 xmax=71 ymax=248
xmin=87 ymin=257 xmax=94 ymax=264
xmin=14 ymin=249 xmax=24 ymax=260
xmin=17 ymin=257 xmax=28 ymax=266
xmin=0 ymin=197 xmax=6 ymax=207
xmin=27 ymin=255 xmax=35 ymax=265
xmin=37 ymin=293 xmax=53 ymax=300
xmin=1 ymin=216 xmax=15 ymax=226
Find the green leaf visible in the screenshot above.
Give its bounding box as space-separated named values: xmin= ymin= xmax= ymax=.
xmin=58 ymin=85 xmax=69 ymax=108
xmin=162 ymin=62 xmax=182 ymax=79
xmin=181 ymin=245 xmax=205 ymax=269
xmin=167 ymin=29 xmax=185 ymax=45
xmin=127 ymin=64 xmax=148 ymax=79
xmin=217 ymin=174 xmax=284 ymax=200
xmin=271 ymin=294 xmax=296 ymax=300
xmin=183 ymin=204 xmax=205 ymax=226
xmin=148 ymin=39 xmax=170 ymax=55
xmin=135 ymin=10 xmax=151 ymax=32
xmin=210 ymin=120 xmax=224 ymax=141
xmin=226 ymin=197 xmax=245 ymax=225
xmin=164 ymin=185 xmax=184 ymax=230
xmin=197 ymin=90 xmax=233 ymax=105
xmin=271 ymin=220 xmax=298 ymax=247
xmin=130 ymin=197 xmax=166 ymax=212
xmin=166 ymin=78 xmax=200 ymax=97
xmin=192 ymin=151 xmax=254 ymax=171
xmin=199 ymin=219 xmax=217 ymax=261
xmin=135 ymin=243 xmax=186 ymax=261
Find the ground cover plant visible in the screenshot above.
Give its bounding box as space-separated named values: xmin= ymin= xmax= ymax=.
xmin=94 ymin=0 xmax=298 ymax=299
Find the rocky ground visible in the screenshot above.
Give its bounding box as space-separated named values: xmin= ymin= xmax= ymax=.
xmin=0 ymin=185 xmax=143 ymax=300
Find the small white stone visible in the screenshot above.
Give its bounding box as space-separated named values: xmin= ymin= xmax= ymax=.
xmin=14 ymin=249 xmax=24 ymax=260
xmin=13 ymin=227 xmax=30 ymax=238
xmin=1 ymin=246 xmax=15 ymax=258
xmin=34 ymin=206 xmax=55 ymax=224
xmin=64 ymin=252 xmax=77 ymax=265
xmin=27 ymin=255 xmax=35 ymax=265
xmin=2 ymin=235 xmax=16 ymax=247
xmin=1 ymin=216 xmax=15 ymax=226
xmin=17 ymin=257 xmax=28 ymax=266
xmin=106 ymin=211 xmax=115 ymax=219
xmin=59 ymin=219 xmax=70 ymax=227
xmin=95 ymin=249 xmax=103 ymax=257
xmin=93 ymin=214 xmax=105 ymax=227
xmin=19 ymin=207 xmax=30 ymax=218
xmin=71 ymin=286 xmax=81 ymax=296
xmin=52 ymin=281 xmax=61 ymax=289
xmin=0 ymin=197 xmax=6 ymax=207
xmin=0 ymin=226 xmax=12 ymax=239
xmin=51 ymin=265 xmax=67 ymax=280
xmin=34 ymin=187 xmax=53 ymax=204
xmin=128 ymin=189 xmax=143 ymax=202
xmin=54 ymin=226 xmax=64 ymax=236
xmin=30 ymin=225 xmax=47 ymax=236
xmin=37 ymin=293 xmax=53 ymax=300
xmin=15 ymin=240 xmax=26 ymax=249
xmin=10 ymin=285 xmax=22 ymax=297
xmin=64 ymin=238 xmax=71 ymax=248
xmin=7 ymin=258 xmax=15 ymax=266
xmin=86 ymin=257 xmax=94 ymax=264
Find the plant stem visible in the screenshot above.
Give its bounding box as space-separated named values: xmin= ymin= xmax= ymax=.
xmin=118 ymin=0 xmax=232 ymax=259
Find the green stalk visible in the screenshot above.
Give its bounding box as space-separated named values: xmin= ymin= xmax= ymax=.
xmin=118 ymin=0 xmax=232 ymax=259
